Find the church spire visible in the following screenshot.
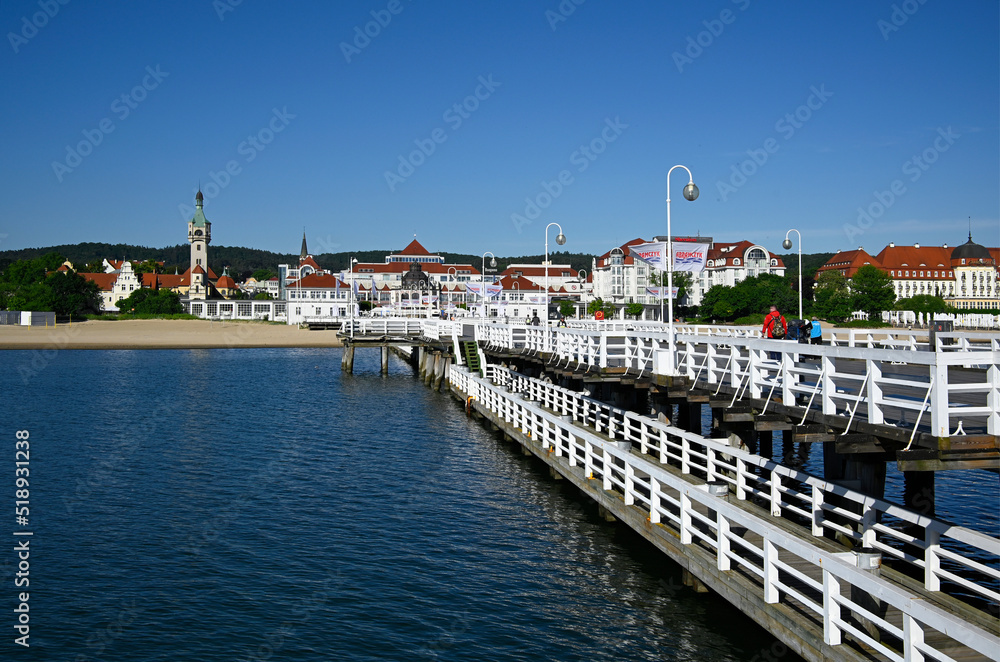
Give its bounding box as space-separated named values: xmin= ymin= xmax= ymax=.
xmin=300 ymin=230 xmax=309 ymax=260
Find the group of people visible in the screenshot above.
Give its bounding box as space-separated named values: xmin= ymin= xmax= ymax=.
xmin=762 ymin=305 xmax=822 ymax=344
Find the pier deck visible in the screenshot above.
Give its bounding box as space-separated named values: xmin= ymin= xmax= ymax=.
xmin=447 ymin=364 xmax=1000 ymax=662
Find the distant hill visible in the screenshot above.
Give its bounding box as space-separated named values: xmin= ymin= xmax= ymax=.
xmin=775 ymin=252 xmax=835 ymax=277
xmin=0 ymin=242 xmax=834 ymax=281
xmin=0 ymin=243 xmax=597 ymax=279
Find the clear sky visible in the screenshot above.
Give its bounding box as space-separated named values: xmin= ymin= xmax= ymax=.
xmin=2 ymin=0 xmax=997 ymax=259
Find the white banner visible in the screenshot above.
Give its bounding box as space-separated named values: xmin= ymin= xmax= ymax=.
xmin=420 ymin=295 xmax=439 ymax=305
xmin=645 ymin=286 xmax=679 ymax=299
xmin=672 ymin=242 xmax=709 ymax=273
xmin=629 ymin=242 xmax=668 ymax=271
xmin=465 ymin=283 xmax=503 ymax=298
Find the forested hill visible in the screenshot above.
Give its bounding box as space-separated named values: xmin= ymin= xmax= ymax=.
xmin=0 ymin=242 xmax=833 ymax=280
xmin=0 ymin=243 xmax=597 ymax=279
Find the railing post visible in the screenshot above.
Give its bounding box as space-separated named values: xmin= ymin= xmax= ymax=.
xmin=770 ymin=468 xmax=782 ymax=517
xmin=681 ymin=435 xmax=691 ymax=475
xmin=649 ymin=478 xmax=661 ymax=524
xmin=602 ymin=449 xmax=613 ymax=490
xmin=902 ymin=613 xmax=925 ymax=662
xmin=924 ymin=528 xmax=941 ymax=591
xmin=736 ymin=457 xmax=747 ymax=500
xmin=763 ymin=539 xmax=779 ymax=604
xmin=822 ymin=356 xmax=837 ymax=415
xmin=811 ymin=483 xmax=824 ymax=536
xmin=717 ymin=510 xmax=731 ymax=571
xmin=624 ymin=461 xmax=634 ymax=506
xmin=930 ymin=359 xmax=950 ymax=437
xmin=867 ymin=359 xmax=884 ymax=425
xmin=861 ymin=498 xmax=877 ymax=548
xmin=987 ymin=364 xmax=999 ymax=436
xmin=823 ymin=568 xmax=843 ymax=645
xmin=680 ymin=491 xmax=692 ymax=544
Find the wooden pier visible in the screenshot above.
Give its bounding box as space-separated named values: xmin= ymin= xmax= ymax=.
xmin=340 ymin=316 xmax=999 ymax=660
xmin=447 ymin=364 xmax=999 ymax=662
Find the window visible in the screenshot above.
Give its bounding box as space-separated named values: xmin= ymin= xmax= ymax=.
xmin=733 ymin=258 xmax=740 ymax=266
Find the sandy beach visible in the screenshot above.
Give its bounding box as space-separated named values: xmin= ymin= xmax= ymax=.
xmin=0 ymin=319 xmax=344 ymax=350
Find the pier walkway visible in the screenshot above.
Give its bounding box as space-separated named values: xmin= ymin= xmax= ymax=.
xmin=449 ymin=363 xmax=1000 ymax=662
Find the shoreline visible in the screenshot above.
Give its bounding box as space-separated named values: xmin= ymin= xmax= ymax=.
xmin=0 ymin=319 xmax=344 ymax=350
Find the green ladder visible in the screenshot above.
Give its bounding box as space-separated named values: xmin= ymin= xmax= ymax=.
xmin=461 ymin=341 xmax=482 ymax=377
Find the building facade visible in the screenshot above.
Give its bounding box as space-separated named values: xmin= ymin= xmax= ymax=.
xmin=817 ymin=235 xmax=999 ymax=310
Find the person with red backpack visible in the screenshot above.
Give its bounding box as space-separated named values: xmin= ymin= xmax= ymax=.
xmin=762 ymin=305 xmax=787 ymax=360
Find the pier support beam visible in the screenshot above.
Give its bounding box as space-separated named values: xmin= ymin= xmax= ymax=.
xmin=341 ymin=345 xmax=355 ymax=374
xmin=381 ymin=346 xmax=389 ymax=374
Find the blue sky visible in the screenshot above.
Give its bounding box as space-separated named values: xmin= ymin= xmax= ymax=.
xmin=1 ymin=0 xmax=997 ymax=259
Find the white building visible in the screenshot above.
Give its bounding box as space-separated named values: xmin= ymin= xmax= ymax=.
xmin=285 ymin=273 xmax=355 ymax=324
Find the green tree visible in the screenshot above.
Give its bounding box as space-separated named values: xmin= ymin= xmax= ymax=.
xmin=251 ymin=269 xmax=276 ymax=281
xmin=586 ymin=298 xmax=616 ymax=318
xmin=253 ymin=291 xmax=273 ymax=300
xmin=850 ymin=265 xmax=896 ymax=321
xmin=624 ymin=302 xmax=644 ymax=318
xmin=0 ymin=254 xmax=100 ymax=315
xmin=117 ymin=288 xmax=182 ymax=315
xmin=558 ymin=300 xmax=575 ymax=318
xmin=81 ymin=259 xmax=107 ymax=273
xmin=893 ymin=294 xmax=952 ymax=315
xmin=44 ymin=271 xmax=102 ymax=315
xmin=698 ymin=274 xmax=796 ymax=322
xmin=812 ymin=270 xmax=853 ymax=322
xmin=133 ymin=259 xmax=161 ymax=275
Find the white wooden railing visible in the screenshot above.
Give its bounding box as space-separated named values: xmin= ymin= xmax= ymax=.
xmin=450 ymin=364 xmax=1000 ymax=661
xmin=472 ymin=322 xmax=1000 ymax=437
xmin=345 ymin=318 xmax=1000 ymax=436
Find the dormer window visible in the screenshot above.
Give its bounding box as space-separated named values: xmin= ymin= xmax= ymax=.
xmin=733 ymin=258 xmax=740 ymax=266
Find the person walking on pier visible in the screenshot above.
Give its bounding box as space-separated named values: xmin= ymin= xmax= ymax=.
xmin=763 ymin=305 xmax=787 ymax=360
xmin=810 ymin=316 xmax=822 ymax=345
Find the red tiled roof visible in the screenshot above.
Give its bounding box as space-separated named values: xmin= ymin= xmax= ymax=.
xmin=817 ymin=250 xmax=881 ymax=278
xmin=141 ymin=273 xmax=188 ymax=288
xmin=499 ymin=275 xmax=544 ymax=291
xmin=192 ymin=265 xmax=206 ymax=275
xmin=598 ymin=238 xmax=647 ymax=266
xmin=287 ymin=273 xmax=347 ymax=289
xmin=500 ymin=265 xmax=578 ymax=278
xmin=80 ymin=273 xmax=118 ymax=291
xmin=353 ymin=262 xmax=480 ymax=275
xmin=875 ymin=245 xmax=950 ymax=270
xmin=216 ymin=275 xmax=237 ymax=289
xmin=299 ymin=256 xmax=322 ymax=270
xmin=396 ymin=238 xmax=433 ymax=256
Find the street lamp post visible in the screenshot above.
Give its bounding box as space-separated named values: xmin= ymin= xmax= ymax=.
xmin=481 ymin=252 xmax=496 ymax=318
xmin=544 ymin=222 xmax=566 ymax=328
xmin=782 ymin=229 xmax=803 ymax=321
xmin=666 ymin=165 xmax=699 ymax=374
xmin=348 ymin=257 xmax=358 ymax=339
xmin=578 ymin=268 xmax=587 ymax=319
xmin=446 ymin=267 xmax=457 ymax=312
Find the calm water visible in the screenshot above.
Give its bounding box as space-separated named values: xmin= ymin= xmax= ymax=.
xmin=3 ymin=347 xmax=802 ymax=662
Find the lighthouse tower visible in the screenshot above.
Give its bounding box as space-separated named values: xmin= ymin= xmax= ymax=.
xmin=187 ymin=190 xmax=212 ymax=300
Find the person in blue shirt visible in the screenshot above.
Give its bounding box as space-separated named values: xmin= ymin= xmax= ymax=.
xmin=810 ymin=317 xmax=823 ymax=345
